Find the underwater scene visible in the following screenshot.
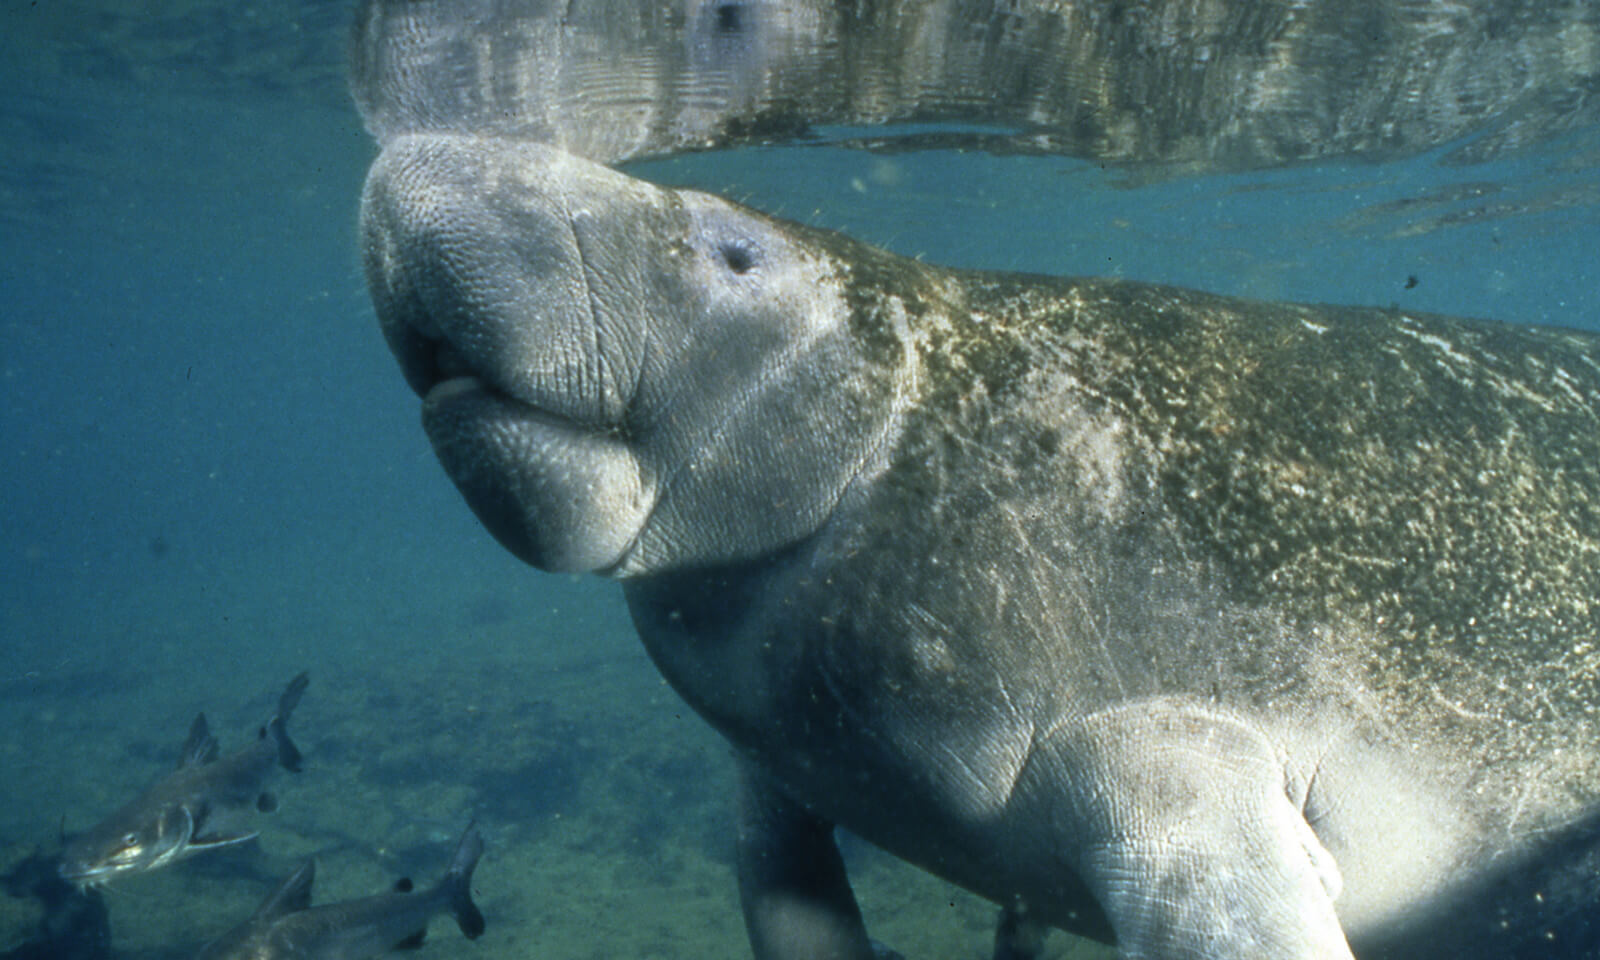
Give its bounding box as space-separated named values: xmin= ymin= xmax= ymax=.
xmin=4 ymin=2 xmax=1600 ymax=959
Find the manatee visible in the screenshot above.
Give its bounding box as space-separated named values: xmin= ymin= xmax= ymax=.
xmin=360 ymin=133 xmax=1600 ymax=959
xmin=350 ymin=0 xmax=1600 ymax=170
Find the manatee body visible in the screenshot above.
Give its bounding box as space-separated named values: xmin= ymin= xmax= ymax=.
xmin=350 ymin=0 xmax=1600 ymax=171
xmin=361 ymin=134 xmax=1600 ymax=959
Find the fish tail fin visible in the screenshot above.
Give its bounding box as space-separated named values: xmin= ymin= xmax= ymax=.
xmin=444 ymin=822 xmax=486 ymax=940
xmin=264 ymin=671 xmax=309 ymax=772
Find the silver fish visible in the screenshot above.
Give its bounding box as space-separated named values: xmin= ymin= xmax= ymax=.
xmin=196 ymin=824 xmax=485 ymax=960
xmin=59 ymin=672 xmax=309 ymax=886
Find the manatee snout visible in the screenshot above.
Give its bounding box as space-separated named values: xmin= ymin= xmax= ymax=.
xmin=361 ymin=135 xmax=601 ymax=413
xmin=360 ymin=134 xmax=915 ymax=578
xmin=359 ymin=134 xmax=654 ymax=573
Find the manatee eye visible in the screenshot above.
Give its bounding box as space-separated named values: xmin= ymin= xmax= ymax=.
xmin=717 ymin=240 xmax=758 ymax=275
xmin=714 ymin=3 xmax=744 ymax=34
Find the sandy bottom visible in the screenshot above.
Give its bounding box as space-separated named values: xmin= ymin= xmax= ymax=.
xmin=0 ymin=571 xmax=1110 ymax=960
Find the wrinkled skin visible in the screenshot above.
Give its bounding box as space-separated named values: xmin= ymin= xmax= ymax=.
xmin=361 ymin=135 xmax=1600 ymax=959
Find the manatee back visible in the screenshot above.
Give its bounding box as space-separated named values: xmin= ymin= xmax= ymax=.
xmin=829 ymin=266 xmax=1600 ymax=809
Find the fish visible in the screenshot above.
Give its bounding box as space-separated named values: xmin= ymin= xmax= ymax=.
xmin=58 ymin=671 xmax=309 ymax=886
xmin=195 ymin=823 xmax=486 ymax=960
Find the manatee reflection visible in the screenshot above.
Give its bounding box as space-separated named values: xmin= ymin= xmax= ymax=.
xmin=351 ymin=0 xmax=1600 ymax=171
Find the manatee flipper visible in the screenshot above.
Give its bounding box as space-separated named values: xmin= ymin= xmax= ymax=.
xmin=1025 ymin=700 xmax=1351 ymax=960
xmin=737 ymin=764 xmax=877 ymax=960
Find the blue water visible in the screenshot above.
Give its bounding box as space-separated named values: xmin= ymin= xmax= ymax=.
xmin=2 ymin=9 xmax=1598 ymax=960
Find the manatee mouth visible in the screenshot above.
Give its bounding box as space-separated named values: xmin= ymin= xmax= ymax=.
xmin=423 ymin=374 xmax=486 ymax=406
xmin=427 ymin=338 xmax=479 ymax=391
xmin=384 ymin=293 xmax=608 ymax=438
xmin=384 ymin=312 xmax=652 ymax=575
xmin=420 ymin=373 xmax=587 ymax=439
xmin=388 ymin=318 xmax=495 ymax=405
xmin=389 ymin=318 xmax=570 ymax=428
xmin=417 ymin=341 xmax=517 ymax=414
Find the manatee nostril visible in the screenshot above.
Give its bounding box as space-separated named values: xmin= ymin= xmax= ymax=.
xmin=719 ymin=241 xmax=757 ymax=275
